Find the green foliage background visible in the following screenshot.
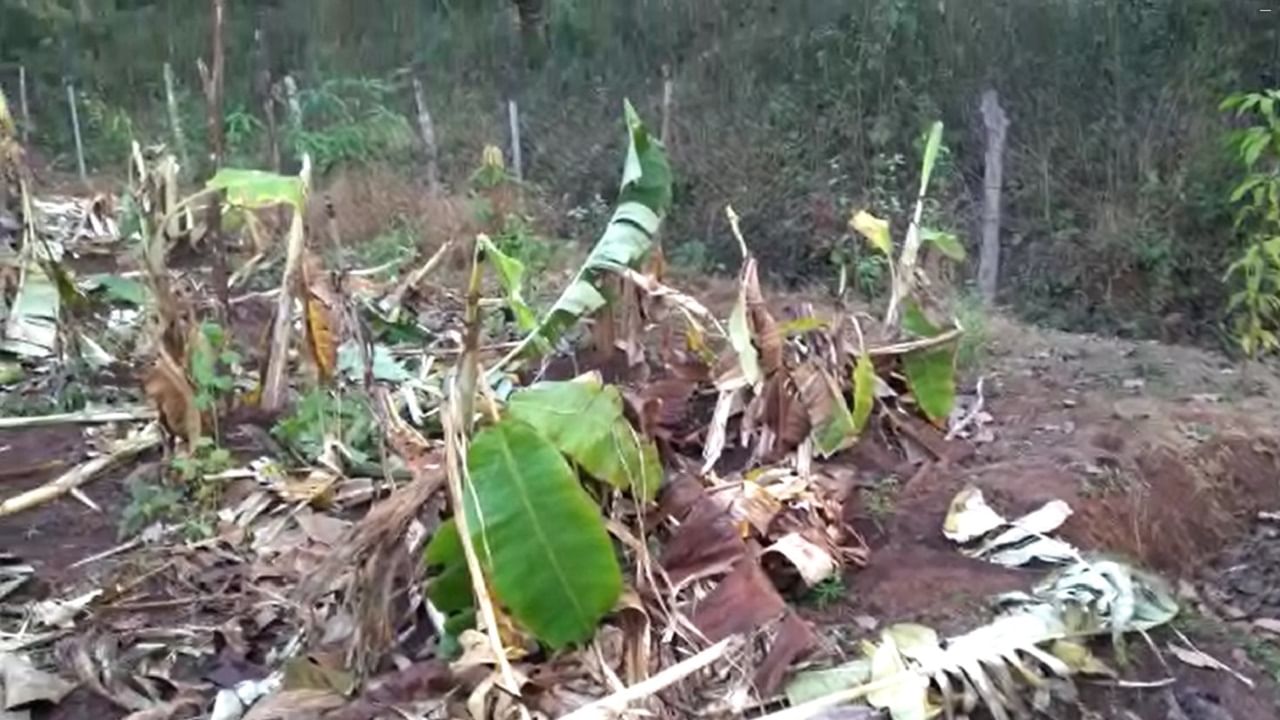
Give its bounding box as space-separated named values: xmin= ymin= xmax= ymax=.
xmin=1 ymin=0 xmax=1277 ymax=342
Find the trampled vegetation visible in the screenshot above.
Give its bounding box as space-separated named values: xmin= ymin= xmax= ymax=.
xmin=3 ymin=3 xmax=1280 ymax=720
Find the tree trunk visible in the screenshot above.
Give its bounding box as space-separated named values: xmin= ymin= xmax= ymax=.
xmin=978 ymin=89 xmax=1009 ymax=306
xmin=203 ymin=0 xmax=229 ymax=320
xmin=512 ymin=0 xmax=548 ymax=68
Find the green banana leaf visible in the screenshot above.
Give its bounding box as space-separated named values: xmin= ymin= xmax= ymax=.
xmin=506 ymin=379 xmax=662 ymax=501
xmin=465 ymin=419 xmax=623 ymax=649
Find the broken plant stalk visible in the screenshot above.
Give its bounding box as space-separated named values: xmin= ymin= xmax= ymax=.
xmin=0 ymin=405 xmax=156 ymax=429
xmin=0 ymin=424 xmax=162 ymax=517
xmin=560 ymin=636 xmax=739 ymax=720
xmin=260 ymin=154 xmax=312 ymax=411
xmin=445 ymin=239 xmax=526 ymax=703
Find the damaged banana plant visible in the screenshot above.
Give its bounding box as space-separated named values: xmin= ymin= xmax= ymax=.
xmin=425 ymin=101 xmax=671 ymax=657
xmin=778 ymin=557 xmax=1178 ymax=720
xmin=850 ymin=121 xmax=965 ymax=424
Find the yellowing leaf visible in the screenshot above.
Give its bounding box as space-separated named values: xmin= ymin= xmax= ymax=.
xmin=729 ymin=261 xmax=761 ymax=387
xmin=144 ymin=349 xmax=201 ymax=447
xmin=852 ymin=352 xmax=876 ymax=433
xmin=207 ymin=168 xmax=305 ymax=210
xmin=302 ymin=253 xmax=340 ymax=383
xmin=921 ymin=227 xmax=966 ymax=262
xmin=851 ymin=210 xmax=892 ymax=257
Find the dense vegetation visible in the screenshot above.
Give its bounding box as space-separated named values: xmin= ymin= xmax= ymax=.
xmin=2 ymin=0 xmax=1278 ymax=343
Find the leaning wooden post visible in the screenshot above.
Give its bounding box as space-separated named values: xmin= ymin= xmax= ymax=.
xmin=163 ymin=62 xmax=192 ymax=175
xmin=412 ymin=76 xmax=441 ymax=194
xmin=66 ymin=82 xmax=87 ymax=183
xmin=507 ymin=99 xmax=523 ymax=182
xmin=661 ymin=64 xmax=674 ymax=146
xmin=18 ymin=65 xmax=31 ymax=145
xmin=978 ymin=89 xmax=1009 ymax=306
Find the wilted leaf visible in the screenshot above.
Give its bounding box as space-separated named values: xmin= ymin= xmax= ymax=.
xmin=302 ymin=253 xmax=340 ymax=383
xmin=852 ymin=353 xmax=875 ymax=433
xmin=851 ymin=211 xmax=892 ymax=257
xmin=207 ymin=168 xmax=304 ymax=210
xmin=866 ymin=631 xmax=930 ymax=720
xmin=283 ymin=655 xmax=356 ymax=696
xmin=144 ymin=350 xmax=201 ymax=447
xmin=465 ymin=419 xmax=623 ymax=649
xmin=729 ymin=266 xmax=761 ymax=387
xmin=920 ymin=227 xmax=966 ymax=261
xmin=506 ymin=379 xmax=662 ymax=501
xmin=795 ymin=363 xmax=856 ymax=457
xmin=785 ymin=659 xmax=873 ymax=706
xmin=0 ymin=652 xmax=75 ymax=709
xmin=1 ymin=261 xmax=59 ymax=358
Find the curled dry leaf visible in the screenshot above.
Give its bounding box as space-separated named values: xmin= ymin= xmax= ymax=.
xmin=763 ymin=532 xmax=839 ymax=589
xmin=301 ymin=251 xmax=341 ymax=383
xmin=143 ymin=348 xmax=201 ymax=447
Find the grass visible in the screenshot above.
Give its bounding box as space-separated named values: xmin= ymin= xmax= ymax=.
xmin=860 ymin=475 xmax=901 ymax=529
xmin=802 ymin=575 xmax=848 ymax=609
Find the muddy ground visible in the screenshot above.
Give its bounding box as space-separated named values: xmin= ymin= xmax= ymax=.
xmin=5 ymin=312 xmax=1280 ymax=719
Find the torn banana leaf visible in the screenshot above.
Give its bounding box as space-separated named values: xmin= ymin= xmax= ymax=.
xmin=1 ymin=260 xmax=59 ymax=358
xmin=782 ymin=557 xmax=1177 ymax=720
xmin=500 ymin=101 xmax=671 ymax=365
xmin=943 ymin=486 xmax=1078 ymax=567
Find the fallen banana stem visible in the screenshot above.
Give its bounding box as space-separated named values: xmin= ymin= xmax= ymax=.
xmin=0 ymin=405 xmax=157 ymax=429
xmin=561 ymin=636 xmax=738 ymax=720
xmin=0 ymin=424 xmax=162 ymax=518
xmin=865 ymin=327 xmax=962 ymax=357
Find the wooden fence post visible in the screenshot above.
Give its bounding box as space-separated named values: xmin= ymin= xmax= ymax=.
xmin=66 ymin=82 xmax=87 ymax=183
xmin=18 ymin=66 xmax=31 ymax=145
xmin=661 ymin=64 xmax=674 ymax=146
xmin=978 ymin=89 xmax=1009 ymax=306
xmin=412 ymin=76 xmax=441 ymax=193
xmin=507 ymin=99 xmax=523 ymax=182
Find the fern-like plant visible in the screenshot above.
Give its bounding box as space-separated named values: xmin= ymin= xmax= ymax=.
xmin=1222 ymin=90 xmax=1280 ymax=357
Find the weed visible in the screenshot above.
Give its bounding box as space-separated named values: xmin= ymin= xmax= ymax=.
xmin=341 ymin=222 xmax=416 ymax=269
xmin=1223 ymin=90 xmax=1280 ymax=358
xmin=860 ymin=475 xmax=901 ymax=529
xmin=274 ymin=388 xmax=378 ymax=465
xmin=954 ymin=292 xmax=989 ymax=371
xmin=118 ymin=480 xmax=184 ymax=539
xmin=288 ymin=78 xmax=414 ymax=172
xmin=668 ymin=240 xmax=716 ymax=275
xmin=802 ymin=575 xmax=848 ymax=609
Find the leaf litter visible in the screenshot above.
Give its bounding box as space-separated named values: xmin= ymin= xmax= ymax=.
xmin=0 ymin=99 xmax=1254 ymax=720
